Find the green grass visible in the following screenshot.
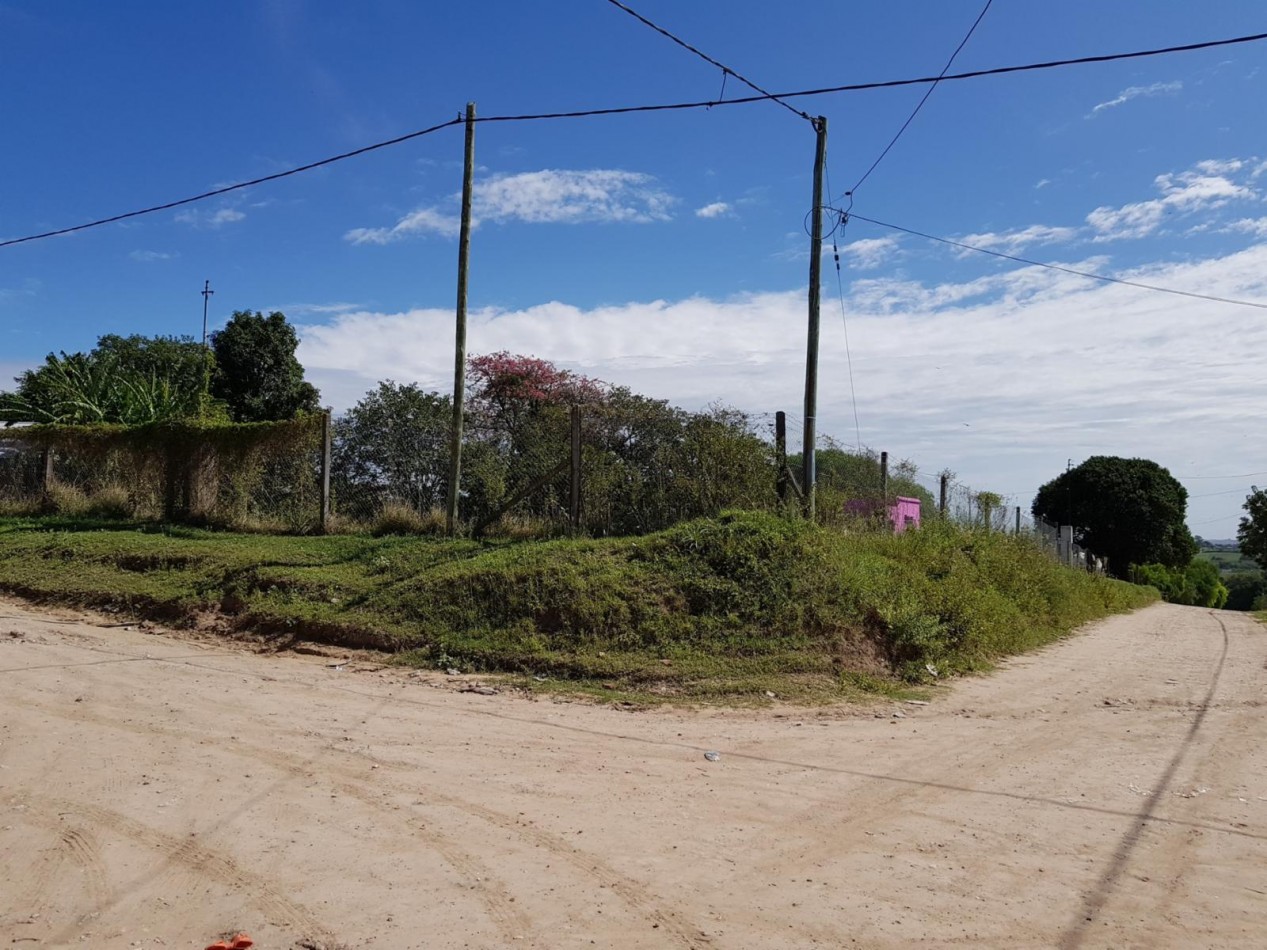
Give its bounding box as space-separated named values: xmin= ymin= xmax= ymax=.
xmin=1200 ymin=550 xmax=1260 ymax=574
xmin=0 ymin=511 xmax=1156 ymax=702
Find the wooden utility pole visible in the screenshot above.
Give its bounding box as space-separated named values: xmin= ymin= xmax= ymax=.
xmin=446 ymin=102 xmax=477 ymax=535
xmin=801 ymin=116 xmax=828 ymax=521
xmin=939 ymin=473 xmax=949 ymax=518
xmin=880 ymin=450 xmax=889 ymax=502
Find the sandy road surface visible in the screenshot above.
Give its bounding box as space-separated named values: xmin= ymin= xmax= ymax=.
xmin=0 ymin=599 xmax=1263 ymax=950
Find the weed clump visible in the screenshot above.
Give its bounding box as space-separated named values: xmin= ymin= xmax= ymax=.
xmin=371 ymin=503 xmax=445 ymax=536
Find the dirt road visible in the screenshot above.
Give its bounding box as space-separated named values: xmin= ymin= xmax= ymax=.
xmin=0 ymin=599 xmax=1263 ymax=949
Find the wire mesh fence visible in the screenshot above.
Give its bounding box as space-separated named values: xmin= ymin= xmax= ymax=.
xmin=0 ymin=419 xmax=324 ymax=531
xmin=0 ymin=404 xmax=1102 ymax=571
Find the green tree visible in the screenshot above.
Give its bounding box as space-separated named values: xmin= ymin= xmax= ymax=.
xmin=332 ymin=382 xmax=452 ymax=517
xmin=1236 ymin=487 xmax=1267 ymax=570
xmin=1032 ymin=456 xmax=1196 ymax=578
xmin=211 ymin=311 xmax=320 ymax=422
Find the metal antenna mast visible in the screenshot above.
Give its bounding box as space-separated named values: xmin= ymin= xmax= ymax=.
xmin=201 ymin=280 xmax=215 ymax=346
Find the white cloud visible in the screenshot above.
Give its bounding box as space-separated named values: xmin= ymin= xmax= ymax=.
xmin=957 ymin=224 xmax=1079 ymax=255
xmin=1086 ymin=160 xmax=1257 ymax=241
xmin=129 ymin=250 xmax=175 ymax=262
xmin=346 ymin=169 xmax=676 ymax=245
xmin=345 ymin=208 xmax=461 ymax=244
xmin=1224 ymin=217 xmax=1267 ymax=238
xmin=839 ymin=236 xmax=899 ymax=269
xmin=175 ymin=207 xmax=246 ymax=229
xmin=1035 ymin=179 xmax=1052 ymax=189
xmin=1089 ymin=81 xmax=1182 ymax=116
xmin=695 ymin=201 xmax=732 ymax=219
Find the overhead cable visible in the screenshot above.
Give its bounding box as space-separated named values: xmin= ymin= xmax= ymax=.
xmin=3 ymin=31 xmax=1265 ymax=251
xmin=847 ymin=213 xmax=1267 ymax=311
xmin=602 ymin=0 xmax=812 ymax=122
xmin=848 ymin=0 xmax=994 ymax=197
xmin=0 ymin=118 xmax=464 ymax=249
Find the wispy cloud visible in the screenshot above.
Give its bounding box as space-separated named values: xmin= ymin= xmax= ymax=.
xmin=1035 ymin=178 xmax=1052 ymax=189
xmin=1088 ymin=80 xmax=1182 ymax=116
xmin=346 ymin=169 xmax=677 ymax=245
xmin=957 ymin=224 xmax=1079 ymax=255
xmin=1224 ymin=217 xmax=1267 ymax=238
xmin=277 ymin=301 xmax=366 ymax=316
xmin=839 ymin=236 xmax=899 ymax=269
xmin=0 ymin=277 xmax=41 ymax=303
xmin=175 ymin=207 xmax=246 ymax=229
xmin=1086 ymin=160 xmax=1256 ymax=241
xmin=129 ymin=249 xmax=176 ymax=263
xmin=695 ymin=201 xmax=732 ymax=219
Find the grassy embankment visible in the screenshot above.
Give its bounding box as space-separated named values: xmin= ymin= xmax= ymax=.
xmin=0 ymin=511 xmax=1155 ymax=702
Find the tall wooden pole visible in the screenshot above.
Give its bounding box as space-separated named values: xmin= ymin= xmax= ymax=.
xmin=446 ymin=102 xmax=477 ymax=535
xmin=801 ymin=116 xmax=828 ymax=521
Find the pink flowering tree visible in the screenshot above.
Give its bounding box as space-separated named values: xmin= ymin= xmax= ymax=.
xmin=467 ymin=352 xmax=606 ymax=439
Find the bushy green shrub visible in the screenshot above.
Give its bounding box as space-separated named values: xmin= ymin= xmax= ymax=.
xmin=1224 ymin=570 xmax=1267 ymax=611
xmin=1131 ymin=559 xmax=1228 ymax=608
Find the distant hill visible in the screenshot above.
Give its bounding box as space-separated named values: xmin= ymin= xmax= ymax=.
xmin=1197 ymin=538 xmax=1239 ymax=552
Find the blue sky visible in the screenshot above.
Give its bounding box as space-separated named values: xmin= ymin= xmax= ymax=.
xmin=3 ymin=1 xmax=1267 ymax=537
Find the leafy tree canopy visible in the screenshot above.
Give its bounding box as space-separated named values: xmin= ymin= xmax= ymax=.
xmin=1032 ymin=455 xmax=1196 ymax=577
xmin=0 ymin=334 xmax=214 ymax=425
xmin=1236 ymin=487 xmax=1267 ymax=570
xmin=211 ymin=311 xmax=320 ymax=422
xmin=333 ymin=382 xmax=452 ymax=515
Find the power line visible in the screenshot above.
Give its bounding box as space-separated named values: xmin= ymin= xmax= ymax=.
xmin=479 ymin=31 xmax=1267 ymax=122
xmin=4 ymin=30 xmax=1265 ymax=251
xmin=1180 ymin=470 xmax=1267 ymax=480
xmin=1188 ymin=511 xmax=1246 ymax=527
xmin=847 ymin=213 xmax=1267 ymax=311
xmin=0 ymin=117 xmax=464 ymax=250
xmin=1190 ymin=487 xmax=1255 ymax=498
xmin=825 ymin=167 xmax=863 ymax=452
xmin=848 ymin=0 xmax=993 ymax=197
xmin=602 ymin=0 xmax=812 ymax=123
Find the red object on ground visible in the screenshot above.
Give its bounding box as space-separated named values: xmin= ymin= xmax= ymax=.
xmin=205 ymin=934 xmax=254 ymax=950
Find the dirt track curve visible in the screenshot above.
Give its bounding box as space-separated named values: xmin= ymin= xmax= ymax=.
xmin=1 ymin=599 xmax=1263 ymax=949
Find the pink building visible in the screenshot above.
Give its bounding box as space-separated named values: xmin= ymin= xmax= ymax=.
xmin=889 ymin=496 xmax=921 ymax=533
xmin=843 ymin=496 xmax=922 ymax=532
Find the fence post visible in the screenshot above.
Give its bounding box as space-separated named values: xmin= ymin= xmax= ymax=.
xmin=41 ymin=447 xmax=55 ymax=493
xmin=1060 ymin=524 xmax=1073 ymax=566
xmin=1015 ymin=505 xmax=1021 ymax=535
xmin=319 ymin=408 xmax=332 ymax=535
xmin=775 ymin=411 xmax=788 ymax=503
xmin=939 ymin=473 xmax=948 ymax=518
xmin=569 ymin=404 xmax=582 ymax=535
